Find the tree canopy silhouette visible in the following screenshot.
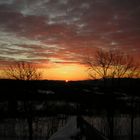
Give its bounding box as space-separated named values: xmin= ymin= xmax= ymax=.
xmin=5 ymin=61 xmax=42 ymax=80
xmin=87 ymin=49 xmax=139 ymax=79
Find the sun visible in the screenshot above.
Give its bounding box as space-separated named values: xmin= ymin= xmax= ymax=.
xmin=65 ymin=80 xmax=69 ymax=83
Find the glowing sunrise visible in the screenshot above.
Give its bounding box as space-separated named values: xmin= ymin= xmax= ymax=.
xmin=0 ymin=2 xmax=140 ymax=139
xmin=43 ymin=63 xmax=88 ymax=81
xmin=0 ymin=0 xmax=140 ymax=80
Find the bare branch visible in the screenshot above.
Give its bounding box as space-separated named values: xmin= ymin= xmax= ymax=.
xmin=5 ymin=61 xmax=42 ymax=80
xmin=86 ymin=49 xmax=139 ymax=79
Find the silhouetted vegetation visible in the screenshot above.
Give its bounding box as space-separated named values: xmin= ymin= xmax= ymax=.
xmin=87 ymin=49 xmax=139 ymax=80
xmin=4 ymin=61 xmax=42 ymax=80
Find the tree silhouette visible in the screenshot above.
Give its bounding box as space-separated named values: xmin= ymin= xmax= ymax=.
xmin=4 ymin=61 xmax=42 ymax=140
xmin=86 ymin=48 xmax=139 ymax=140
xmin=87 ymin=49 xmax=113 ymax=79
xmin=87 ymin=49 xmax=138 ymax=79
xmin=5 ymin=61 xmax=41 ymax=80
xmin=110 ymin=50 xmax=138 ymax=79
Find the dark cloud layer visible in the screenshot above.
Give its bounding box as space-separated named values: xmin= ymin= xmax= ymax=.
xmin=0 ymin=0 xmax=140 ymax=65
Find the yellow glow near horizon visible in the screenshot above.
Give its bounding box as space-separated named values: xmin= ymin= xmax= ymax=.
xmin=65 ymin=80 xmax=69 ymax=82
xmin=0 ymin=63 xmax=139 ymax=80
xmin=0 ymin=63 xmax=89 ymax=80
xmin=42 ymin=63 xmax=89 ymax=81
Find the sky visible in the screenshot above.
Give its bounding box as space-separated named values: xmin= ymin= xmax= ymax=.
xmin=0 ymin=0 xmax=140 ymax=80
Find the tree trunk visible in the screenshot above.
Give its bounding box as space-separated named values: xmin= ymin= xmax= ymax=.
xmin=28 ymin=115 xmax=33 ymax=140
xmin=107 ymin=111 xmax=114 ymax=140
xmin=130 ymin=96 xmax=134 ymax=140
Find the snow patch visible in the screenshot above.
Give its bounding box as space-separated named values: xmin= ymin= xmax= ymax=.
xmin=48 ymin=116 xmax=80 ymax=140
xmin=38 ymin=89 xmax=55 ymax=94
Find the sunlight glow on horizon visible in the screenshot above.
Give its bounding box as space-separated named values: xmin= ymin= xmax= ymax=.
xmin=0 ymin=62 xmax=89 ymax=81
xmin=41 ymin=63 xmax=89 ymax=81
xmin=65 ymin=80 xmax=69 ymax=82
xmin=0 ymin=61 xmax=139 ymax=80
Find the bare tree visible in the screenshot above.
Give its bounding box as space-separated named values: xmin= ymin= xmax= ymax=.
xmin=110 ymin=51 xmax=138 ymax=78
xmin=87 ymin=49 xmax=114 ymax=79
xmin=86 ymin=48 xmax=139 ymax=140
xmin=87 ymin=49 xmax=138 ymax=79
xmin=5 ymin=61 xmax=42 ymax=140
xmin=5 ymin=61 xmax=41 ymax=80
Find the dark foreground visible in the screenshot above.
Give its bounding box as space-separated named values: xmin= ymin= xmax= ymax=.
xmin=0 ymin=78 xmax=140 ymax=140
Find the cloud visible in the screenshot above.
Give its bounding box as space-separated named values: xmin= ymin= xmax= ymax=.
xmin=0 ymin=30 xmax=62 ymax=63
xmin=0 ymin=0 xmax=14 ymax=5
xmin=0 ymin=0 xmax=140 ymax=66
